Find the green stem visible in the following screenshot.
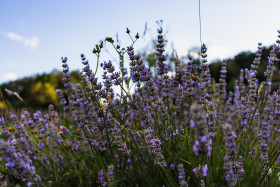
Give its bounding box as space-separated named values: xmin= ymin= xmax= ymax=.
xmin=93 ymin=54 xmax=100 ymax=79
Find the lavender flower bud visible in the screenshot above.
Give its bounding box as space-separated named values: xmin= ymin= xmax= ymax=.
xmin=178 ymin=164 xmax=188 ymax=187
xmin=60 ymin=126 xmax=70 ymax=136
xmin=98 ymin=169 xmax=107 ymax=187
xmin=193 ymin=164 xmax=208 ymax=177
xmin=191 ymin=103 xmax=211 ymax=156
xmin=144 ymin=128 xmax=167 ymax=167
xmin=107 ymin=165 xmax=114 ymax=186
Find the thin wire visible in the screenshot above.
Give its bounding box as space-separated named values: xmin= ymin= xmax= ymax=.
xmin=199 ymin=0 xmax=202 ymax=46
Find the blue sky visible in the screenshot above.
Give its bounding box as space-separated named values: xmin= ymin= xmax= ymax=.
xmin=0 ymin=0 xmax=280 ymax=83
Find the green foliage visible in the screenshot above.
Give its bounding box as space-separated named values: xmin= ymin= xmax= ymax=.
xmin=29 ymin=82 xmax=57 ymax=107
xmin=208 ymin=46 xmax=280 ymax=91
xmin=0 ymin=70 xmax=81 ymax=109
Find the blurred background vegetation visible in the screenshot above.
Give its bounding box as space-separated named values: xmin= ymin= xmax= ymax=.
xmin=0 ymin=70 xmax=81 ymax=111
xmin=0 ymin=45 xmax=280 ymax=110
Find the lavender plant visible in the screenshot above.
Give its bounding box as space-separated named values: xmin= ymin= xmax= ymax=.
xmin=0 ymin=28 xmax=280 ymax=187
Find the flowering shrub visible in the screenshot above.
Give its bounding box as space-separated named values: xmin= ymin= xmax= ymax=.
xmin=0 ymin=28 xmax=280 ymax=187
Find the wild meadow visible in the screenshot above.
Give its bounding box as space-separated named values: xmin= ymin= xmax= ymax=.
xmin=0 ymin=27 xmax=280 ymax=187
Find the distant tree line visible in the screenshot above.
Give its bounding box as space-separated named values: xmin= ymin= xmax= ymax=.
xmin=142 ymin=45 xmax=280 ymax=91
xmin=0 ymin=70 xmax=81 ymax=109
xmin=208 ymin=46 xmax=280 ymax=91
xmin=0 ymin=45 xmax=279 ymax=109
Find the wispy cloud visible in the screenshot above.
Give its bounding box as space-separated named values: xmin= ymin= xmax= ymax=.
xmin=3 ymin=73 xmax=18 ymax=82
xmin=6 ymin=32 xmax=40 ymax=49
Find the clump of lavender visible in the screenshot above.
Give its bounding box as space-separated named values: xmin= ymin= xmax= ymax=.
xmin=238 ymin=69 xmax=246 ymax=96
xmin=235 ymin=156 xmax=245 ymax=182
xmin=178 ymin=164 xmax=188 ymax=187
xmin=222 ymin=123 xmax=244 ymax=186
xmin=144 ymin=128 xmax=167 ymax=167
xmin=182 ymin=63 xmax=194 ymax=96
xmin=191 ymin=103 xmax=212 ymax=156
xmin=264 ymin=46 xmax=278 ymax=94
xmin=251 ymin=43 xmax=262 ymax=72
xmin=239 ymin=96 xmax=250 ymax=129
xmin=98 ymin=169 xmax=107 ymax=187
xmin=1 ymin=27 xmax=280 ymax=187
xmin=193 ymin=164 xmax=208 ymax=187
xmin=107 ymin=165 xmax=114 ymax=186
xmin=206 ymin=100 xmax=217 ymax=137
xmin=257 ymin=119 xmax=270 ymax=165
xmin=127 ymin=46 xmax=152 ymax=87
xmin=113 ymin=127 xmax=129 ymax=155
xmin=61 ymin=57 xmax=73 ymax=94
xmin=193 ymin=164 xmax=208 ymax=178
xmin=156 ymin=28 xmax=168 ymax=75
xmin=201 ymin=44 xmax=210 ymax=88
xmin=274 ymin=90 xmax=280 ymax=122
xmin=0 ymin=142 xmax=41 ymax=185
xmin=248 ymin=70 xmax=257 ymax=99
xmin=219 ymin=59 xmax=227 ymax=96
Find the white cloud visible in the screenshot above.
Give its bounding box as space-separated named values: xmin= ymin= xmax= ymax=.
xmin=6 ymin=32 xmax=24 ymax=42
xmin=24 ymin=36 xmax=39 ymax=49
xmin=6 ymin=32 xmax=40 ymax=49
xmin=3 ymin=73 xmax=18 ymax=82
